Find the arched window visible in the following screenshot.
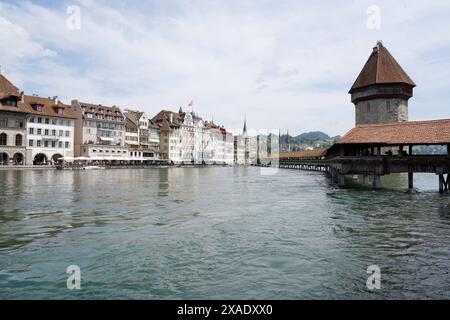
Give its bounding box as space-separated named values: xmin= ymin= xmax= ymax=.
xmin=15 ymin=134 xmax=23 ymax=147
xmin=0 ymin=133 xmax=7 ymax=146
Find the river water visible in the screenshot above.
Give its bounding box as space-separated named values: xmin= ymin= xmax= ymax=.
xmin=0 ymin=167 xmax=449 ymax=299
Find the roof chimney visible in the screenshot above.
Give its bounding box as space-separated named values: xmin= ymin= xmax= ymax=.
xmin=53 ymin=96 xmax=58 ymax=105
xmin=169 ymin=113 xmax=173 ymax=123
xmin=20 ymin=91 xmax=24 ymax=103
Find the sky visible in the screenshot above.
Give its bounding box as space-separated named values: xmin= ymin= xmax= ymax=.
xmin=1 ymin=0 xmax=450 ymax=136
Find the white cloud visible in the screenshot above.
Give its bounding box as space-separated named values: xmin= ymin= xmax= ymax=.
xmin=1 ymin=0 xmax=450 ymax=136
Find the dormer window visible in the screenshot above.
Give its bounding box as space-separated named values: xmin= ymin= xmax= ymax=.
xmin=31 ymin=104 xmax=44 ymax=112
xmin=54 ymin=107 xmax=64 ymax=115
xmin=1 ymin=98 xmax=18 ymax=107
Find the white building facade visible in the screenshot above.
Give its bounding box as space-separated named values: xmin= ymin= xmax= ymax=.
xmin=152 ymin=109 xmax=233 ymax=165
xmin=25 ymin=96 xmax=76 ymax=165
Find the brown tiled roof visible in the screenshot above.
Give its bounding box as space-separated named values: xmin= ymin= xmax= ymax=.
xmin=350 ymin=42 xmax=416 ymax=93
xmin=337 ymin=119 xmax=450 ymax=145
xmin=151 ymin=110 xmax=182 ymax=132
xmin=0 ymin=74 xmax=20 ymax=99
xmin=78 ymin=101 xmax=125 ymax=122
xmin=124 ymin=112 xmax=139 ymax=127
xmin=23 ymin=95 xmax=77 ymax=119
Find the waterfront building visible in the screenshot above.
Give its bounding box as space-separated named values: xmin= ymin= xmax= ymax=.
xmin=350 ymin=41 xmax=416 ymax=126
xmin=124 ymin=109 xmax=160 ymax=161
xmin=206 ymin=122 xmax=234 ymax=165
xmin=25 ymin=95 xmax=76 ymax=165
xmin=234 ymin=120 xmax=257 ymax=165
xmin=71 ymin=101 xmax=129 ymax=159
xmin=152 ymin=108 xmax=230 ymax=164
xmin=0 ymin=74 xmax=27 ymax=165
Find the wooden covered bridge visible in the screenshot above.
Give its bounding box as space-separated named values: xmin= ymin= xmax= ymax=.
xmin=258 ymin=119 xmax=450 ymax=192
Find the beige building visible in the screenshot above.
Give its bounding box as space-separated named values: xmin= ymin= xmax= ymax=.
xmin=71 ymin=100 xmax=128 ymax=158
xmin=124 ymin=110 xmax=159 ymax=161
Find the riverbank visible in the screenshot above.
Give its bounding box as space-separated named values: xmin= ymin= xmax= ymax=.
xmin=0 ymin=166 xmax=56 ymax=170
xmin=0 ymin=163 xmax=233 ymax=171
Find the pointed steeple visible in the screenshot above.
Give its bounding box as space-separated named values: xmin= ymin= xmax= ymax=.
xmin=350 ymin=41 xmax=416 ymax=93
xmin=243 ymin=118 xmax=247 ymax=134
xmin=287 ymin=130 xmax=291 ymax=152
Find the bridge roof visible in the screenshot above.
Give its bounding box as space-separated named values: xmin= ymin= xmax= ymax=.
xmin=276 ymin=149 xmax=327 ymax=159
xmin=337 ymin=119 xmax=450 ymax=146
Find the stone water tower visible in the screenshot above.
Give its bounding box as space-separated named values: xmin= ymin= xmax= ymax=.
xmin=349 ymin=41 xmax=416 ymax=125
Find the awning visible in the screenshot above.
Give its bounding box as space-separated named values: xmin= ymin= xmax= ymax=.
xmin=99 ymin=137 xmax=115 ymax=142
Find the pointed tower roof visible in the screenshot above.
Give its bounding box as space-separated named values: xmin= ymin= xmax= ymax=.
xmin=243 ymin=119 xmax=247 ymax=134
xmin=350 ymin=41 xmax=416 ymax=93
xmin=0 ymin=73 xmax=20 ymax=100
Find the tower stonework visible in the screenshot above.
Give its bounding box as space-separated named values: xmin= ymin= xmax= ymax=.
xmin=350 ymin=41 xmax=416 ymax=126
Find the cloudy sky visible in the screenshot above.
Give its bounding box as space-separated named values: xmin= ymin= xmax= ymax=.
xmin=1 ymin=0 xmax=450 ymax=136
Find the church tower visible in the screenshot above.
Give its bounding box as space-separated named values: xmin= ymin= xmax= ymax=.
xmin=350 ymin=41 xmax=416 ymax=125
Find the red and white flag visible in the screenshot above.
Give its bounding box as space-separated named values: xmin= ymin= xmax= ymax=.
xmin=188 ymin=100 xmax=194 ymax=107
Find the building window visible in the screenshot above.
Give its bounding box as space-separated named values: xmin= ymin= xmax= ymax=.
xmin=65 ymin=142 xmax=69 ymax=149
xmin=65 ymin=131 xmax=70 ymax=137
xmin=29 ymin=140 xmax=34 ymax=147
xmin=52 ymin=130 xmax=56 ymax=136
xmin=0 ymin=133 xmax=7 ymax=146
xmin=45 ymin=118 xmax=50 ymax=124
xmin=44 ymin=141 xmax=49 ymax=148
xmin=37 ymin=140 xmax=41 ymax=147
xmin=29 ymin=128 xmax=34 ymax=135
xmin=29 ymin=117 xmax=35 ymax=123
xmin=37 ymin=128 xmax=42 ymax=135
xmin=52 ymin=141 xmax=56 ymax=148
xmin=58 ymin=141 xmax=62 ymax=148
xmin=44 ymin=129 xmax=49 ymax=136
xmin=15 ymin=134 xmax=23 ymax=147
xmin=59 ymin=130 xmax=63 ymax=136
xmin=0 ymin=118 xmax=7 ymax=128
xmin=16 ymin=120 xmax=24 ymax=128
xmin=38 ymin=117 xmax=42 ymax=124
xmin=52 ymin=119 xmax=57 ymax=125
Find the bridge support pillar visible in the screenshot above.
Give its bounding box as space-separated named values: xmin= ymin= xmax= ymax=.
xmin=439 ymin=174 xmax=445 ymax=193
xmin=372 ymin=174 xmax=381 ymax=189
xmin=337 ymin=174 xmax=345 ymax=187
xmin=408 ymin=172 xmax=414 ymax=189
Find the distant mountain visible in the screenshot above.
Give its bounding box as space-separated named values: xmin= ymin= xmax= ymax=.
xmin=294 ymin=131 xmax=330 ymax=143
